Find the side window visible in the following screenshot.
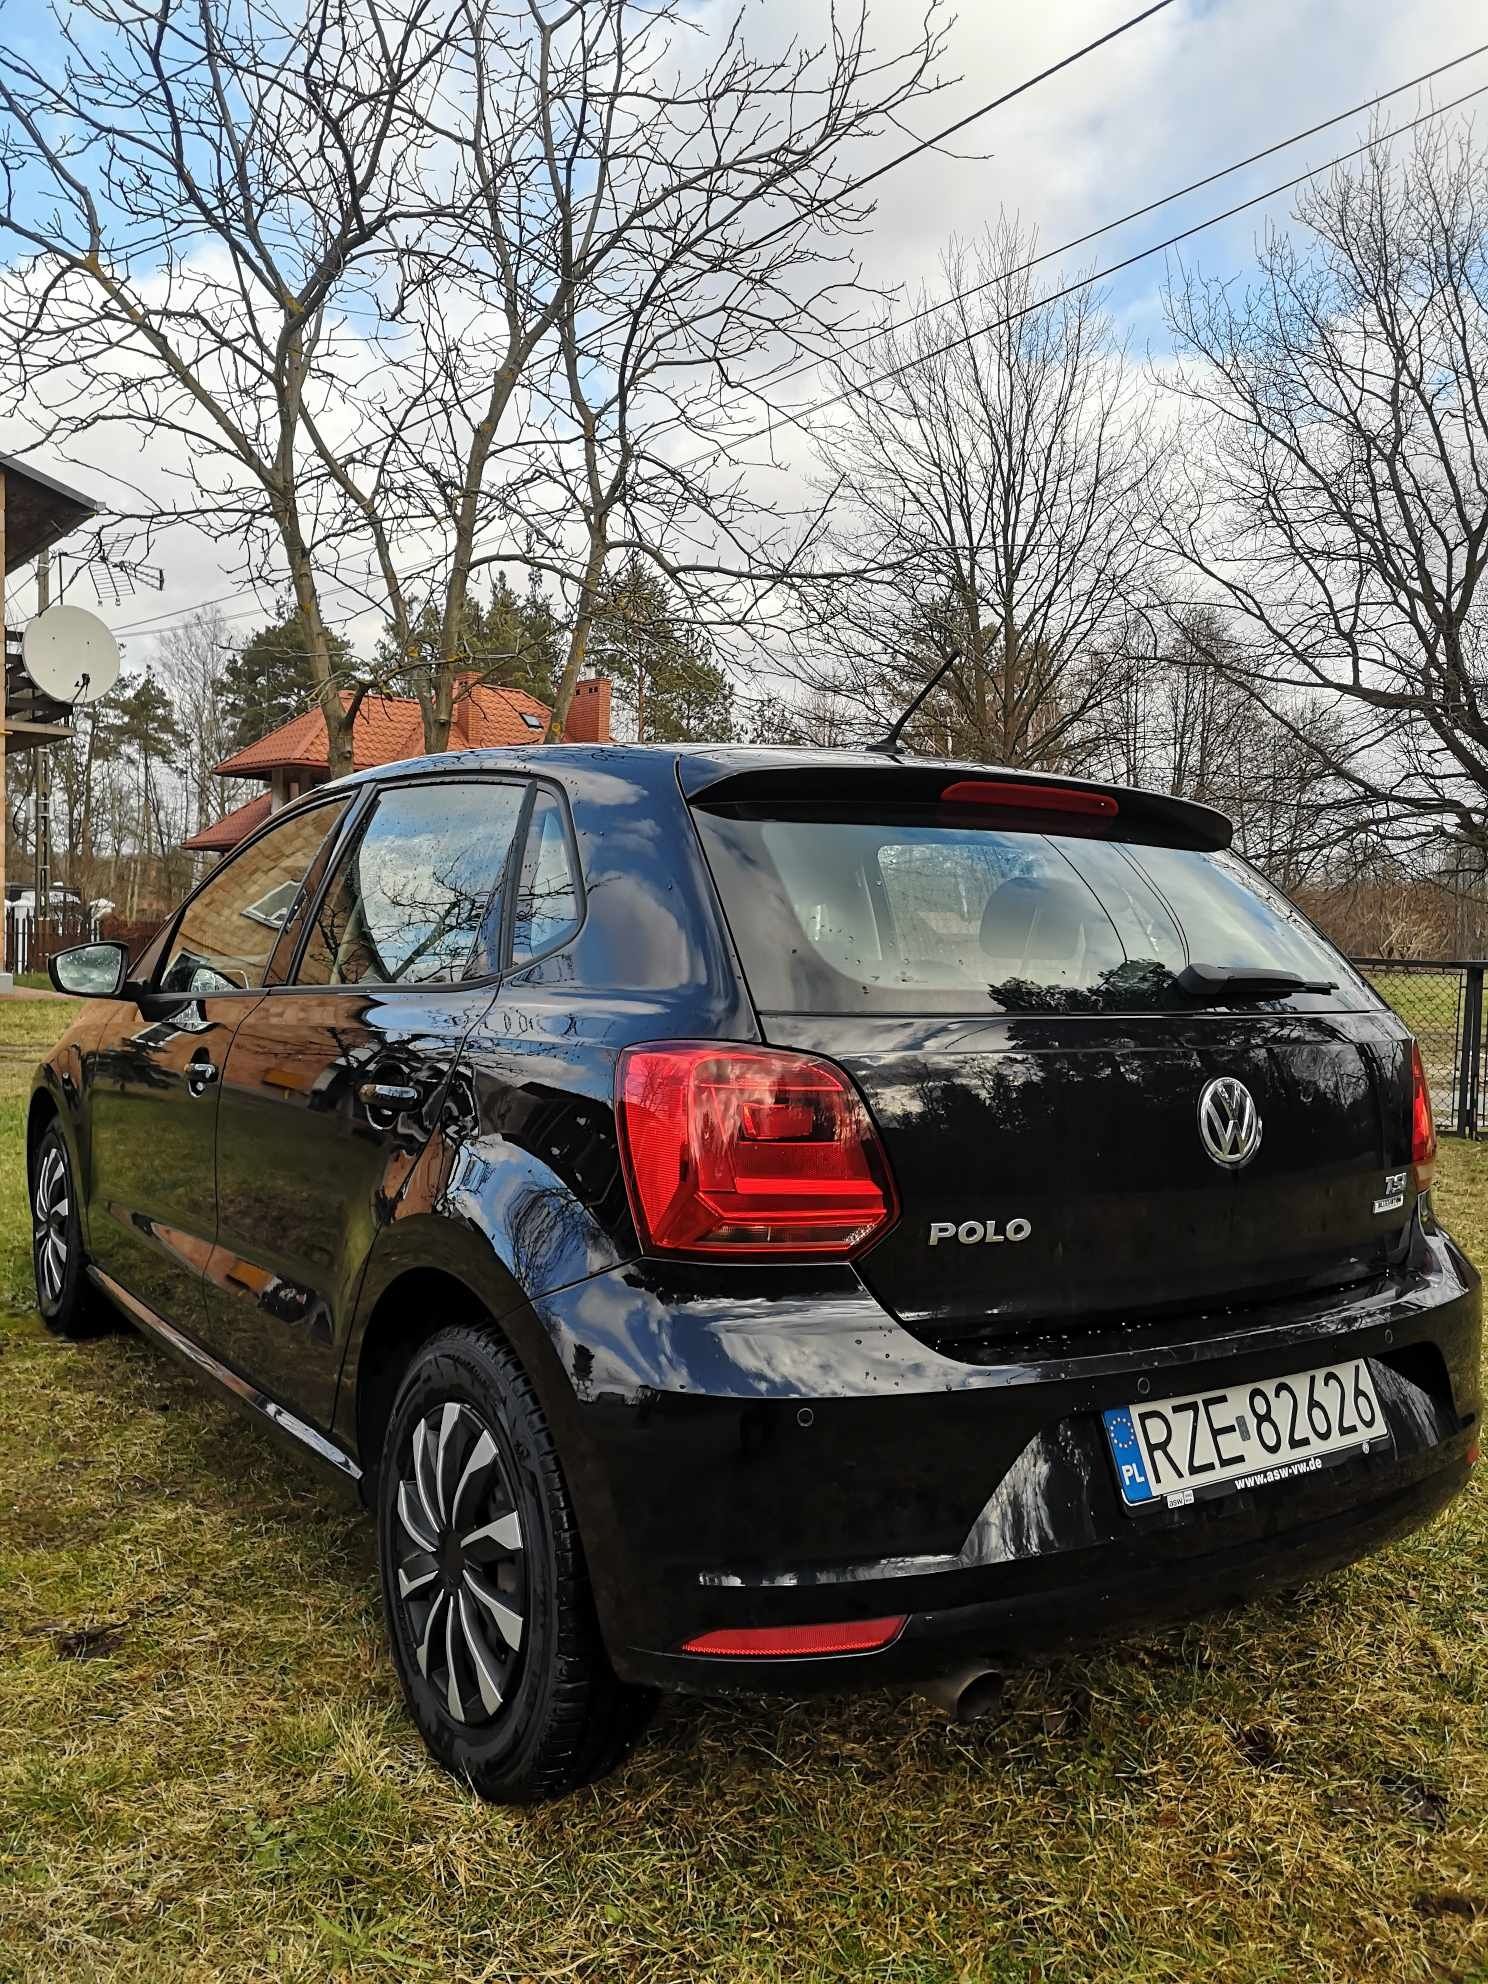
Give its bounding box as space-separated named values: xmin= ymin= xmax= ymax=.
xmin=160 ymin=800 xmax=349 ymax=995
xmin=295 ymin=780 xmax=526 ymax=988
xmin=510 ymin=788 xmax=582 ymax=962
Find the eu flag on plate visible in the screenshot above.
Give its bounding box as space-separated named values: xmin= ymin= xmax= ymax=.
xmin=1103 ymin=1405 xmax=1154 ymax=1505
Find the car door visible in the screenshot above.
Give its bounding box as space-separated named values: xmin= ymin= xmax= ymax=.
xmin=201 ymin=774 xmax=529 ymax=1426
xmin=83 ymin=797 xmax=352 ymax=1334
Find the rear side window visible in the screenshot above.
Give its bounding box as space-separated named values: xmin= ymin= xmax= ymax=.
xmin=693 ymin=810 xmax=1362 ymax=1015
xmin=295 ymin=780 xmax=525 ymax=987
xmin=510 ymin=789 xmax=581 ymax=962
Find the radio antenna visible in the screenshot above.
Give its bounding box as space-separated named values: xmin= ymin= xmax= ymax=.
xmin=867 ymin=648 xmax=961 ymax=756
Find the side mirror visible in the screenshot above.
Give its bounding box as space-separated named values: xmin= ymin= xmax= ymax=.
xmin=48 ymin=940 xmax=132 ymax=1000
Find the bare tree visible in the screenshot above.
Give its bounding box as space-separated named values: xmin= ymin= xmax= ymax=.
xmin=455 ymin=0 xmax=950 ymax=740
xmin=0 ymin=0 xmax=451 ymax=775
xmin=1161 ymin=117 xmax=1488 ymax=862
xmin=783 ymin=219 xmax=1161 ymax=763
xmin=0 ymin=0 xmax=953 ymax=769
xmin=153 ymin=606 xmax=234 ymax=839
xmin=1097 ymin=608 xmax=1371 ymax=891
xmin=292 ymin=0 xmax=572 ymax=751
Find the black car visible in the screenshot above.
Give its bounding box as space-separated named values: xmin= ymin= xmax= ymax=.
xmin=30 ymin=747 xmax=1481 ymax=1801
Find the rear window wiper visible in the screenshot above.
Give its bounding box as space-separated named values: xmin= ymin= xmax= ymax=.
xmin=1176 ymin=960 xmax=1337 ymax=1002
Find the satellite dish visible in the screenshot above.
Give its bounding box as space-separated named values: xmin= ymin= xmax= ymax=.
xmin=21 ymin=604 xmax=121 ymax=707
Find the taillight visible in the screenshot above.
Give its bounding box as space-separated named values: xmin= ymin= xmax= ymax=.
xmin=1411 ymin=1040 xmax=1437 ymax=1190
xmin=615 ymin=1043 xmax=898 ymax=1257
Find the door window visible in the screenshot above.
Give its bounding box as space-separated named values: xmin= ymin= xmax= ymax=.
xmin=510 ymin=789 xmax=582 ymax=962
xmin=159 ymin=800 xmax=350 ymax=995
xmin=295 ymin=779 xmax=526 ymax=987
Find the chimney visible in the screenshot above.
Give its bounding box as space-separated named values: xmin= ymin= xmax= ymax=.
xmin=449 ymin=671 xmax=483 ymax=749
xmin=564 ymin=675 xmax=612 ymax=744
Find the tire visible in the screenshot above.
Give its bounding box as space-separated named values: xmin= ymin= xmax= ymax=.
xmin=30 ymin=1121 xmax=112 ymax=1340
xmin=376 ymin=1324 xmax=654 ymax=1803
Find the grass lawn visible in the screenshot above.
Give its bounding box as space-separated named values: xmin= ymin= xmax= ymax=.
xmin=0 ymin=997 xmax=1485 ymax=1984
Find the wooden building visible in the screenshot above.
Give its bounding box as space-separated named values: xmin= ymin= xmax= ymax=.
xmin=0 ymin=452 xmax=100 ymax=967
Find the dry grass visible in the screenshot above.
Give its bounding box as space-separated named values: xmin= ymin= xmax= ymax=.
xmin=0 ymin=998 xmax=1485 ymax=1983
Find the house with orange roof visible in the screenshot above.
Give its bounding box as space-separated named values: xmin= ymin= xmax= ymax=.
xmin=182 ymin=673 xmax=612 ymax=857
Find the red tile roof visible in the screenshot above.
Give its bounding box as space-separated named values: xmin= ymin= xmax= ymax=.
xmin=214 ymin=682 xmax=555 ymax=778
xmin=180 ymin=790 xmax=273 ymax=853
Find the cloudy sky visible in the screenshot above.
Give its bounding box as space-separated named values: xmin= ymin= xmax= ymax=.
xmin=7 ymin=0 xmax=1488 ymax=679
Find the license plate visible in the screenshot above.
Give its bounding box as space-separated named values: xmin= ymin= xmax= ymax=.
xmin=1103 ymin=1356 xmax=1388 ymax=1510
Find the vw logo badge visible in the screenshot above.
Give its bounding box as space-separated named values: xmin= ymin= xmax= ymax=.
xmin=1198 ymin=1075 xmax=1262 ymax=1169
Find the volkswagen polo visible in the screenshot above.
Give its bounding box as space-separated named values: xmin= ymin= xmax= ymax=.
xmin=29 ymin=747 xmax=1481 ymax=1800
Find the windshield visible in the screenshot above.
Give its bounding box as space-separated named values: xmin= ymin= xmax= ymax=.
xmin=693 ymin=811 xmax=1368 ymax=1016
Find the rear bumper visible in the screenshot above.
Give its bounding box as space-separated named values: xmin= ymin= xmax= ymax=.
xmin=523 ymin=1223 xmax=1481 ymax=1693
xmin=637 ymin=1447 xmax=1471 ymax=1695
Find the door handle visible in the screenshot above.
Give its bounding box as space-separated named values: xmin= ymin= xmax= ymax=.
xmin=358 ymin=1081 xmax=421 ymax=1112
xmin=186 ymin=1060 xmax=219 ymax=1096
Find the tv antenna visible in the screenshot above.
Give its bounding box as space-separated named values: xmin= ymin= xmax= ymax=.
xmin=43 ymin=546 xmax=164 ymax=609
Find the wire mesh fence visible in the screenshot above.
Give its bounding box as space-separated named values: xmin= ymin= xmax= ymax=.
xmin=1353 ymin=957 xmax=1485 ymax=1138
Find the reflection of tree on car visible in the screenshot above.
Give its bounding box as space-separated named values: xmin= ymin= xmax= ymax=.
xmin=299 ymin=785 xmax=523 ymax=986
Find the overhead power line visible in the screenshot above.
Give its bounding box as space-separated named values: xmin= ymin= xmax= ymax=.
xmin=710 ymin=37 xmax=1488 ymax=426
xmin=745 ymin=0 xmax=1178 ymax=253
xmin=671 ymin=74 xmax=1488 ymax=465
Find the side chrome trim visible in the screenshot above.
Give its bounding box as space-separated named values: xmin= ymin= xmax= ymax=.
xmin=89 ymin=1266 xmax=363 ymax=1484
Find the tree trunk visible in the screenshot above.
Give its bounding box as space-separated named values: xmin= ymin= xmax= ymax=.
xmin=284 ymin=543 xmax=356 ymax=779
xmin=545 ymin=535 xmax=608 ymax=743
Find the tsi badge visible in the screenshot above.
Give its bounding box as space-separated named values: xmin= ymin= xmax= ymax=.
xmin=929 ymin=1216 xmax=1032 ymax=1247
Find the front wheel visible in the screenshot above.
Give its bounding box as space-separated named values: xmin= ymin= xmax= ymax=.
xmin=376 ymin=1324 xmax=653 ymax=1803
xmin=30 ymin=1122 xmax=111 ymax=1339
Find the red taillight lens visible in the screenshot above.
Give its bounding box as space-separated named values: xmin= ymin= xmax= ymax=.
xmin=681 ymin=1617 xmax=906 ymax=1657
xmin=1411 ymin=1040 xmax=1437 ymax=1190
xmin=615 ymin=1043 xmax=898 ymax=1257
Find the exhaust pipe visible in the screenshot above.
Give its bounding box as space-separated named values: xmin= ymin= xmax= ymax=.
xmin=921 ymin=1664 xmax=1004 ymax=1723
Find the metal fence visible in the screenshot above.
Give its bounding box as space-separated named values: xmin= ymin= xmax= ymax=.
xmin=3 ymin=904 xmax=101 ymax=978
xmin=1353 ymin=957 xmax=1485 ymax=1139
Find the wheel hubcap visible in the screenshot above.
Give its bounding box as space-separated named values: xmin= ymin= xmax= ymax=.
xmin=393 ymin=1401 xmax=527 ymax=1726
xmin=32 ymin=1145 xmax=69 ymax=1307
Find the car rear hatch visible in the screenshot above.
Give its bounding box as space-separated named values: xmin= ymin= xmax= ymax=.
xmin=687 ymin=761 xmax=1416 ymax=1345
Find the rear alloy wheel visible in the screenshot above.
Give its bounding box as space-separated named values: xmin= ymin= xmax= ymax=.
xmin=377 ymin=1325 xmax=653 ymax=1802
xmin=392 ymin=1401 xmax=529 ymax=1725
xmin=30 ymin=1122 xmax=110 ymax=1339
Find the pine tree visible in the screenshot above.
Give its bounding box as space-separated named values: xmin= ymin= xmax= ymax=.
xmin=221 ymin=615 xmax=351 ymax=750
xmin=587 ymin=556 xmax=733 ymax=742
xmin=374 ymin=576 xmax=562 ymax=716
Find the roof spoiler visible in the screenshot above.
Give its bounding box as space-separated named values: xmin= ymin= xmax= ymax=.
xmin=682 ymin=760 xmax=1232 ymax=852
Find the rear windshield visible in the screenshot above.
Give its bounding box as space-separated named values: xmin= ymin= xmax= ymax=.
xmin=693 ymin=810 xmax=1368 ymax=1015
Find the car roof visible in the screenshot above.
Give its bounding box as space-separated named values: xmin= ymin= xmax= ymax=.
xmin=317 ymin=741 xmax=1234 ymax=850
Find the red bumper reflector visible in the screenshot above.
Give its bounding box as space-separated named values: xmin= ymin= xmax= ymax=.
xmin=1468 ymin=1441 xmax=1480 ymax=1467
xmin=939 ymin=779 xmax=1118 ymax=818
xmin=681 ymin=1617 xmax=907 ymax=1657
